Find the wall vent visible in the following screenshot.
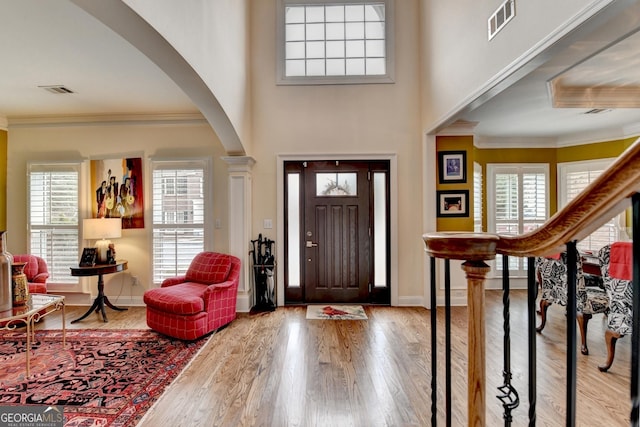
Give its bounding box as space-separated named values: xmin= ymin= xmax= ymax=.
xmin=488 ymin=0 xmax=515 ymax=40
xmin=39 ymin=85 xmax=74 ymax=94
xmin=583 ymin=108 xmax=612 ymax=115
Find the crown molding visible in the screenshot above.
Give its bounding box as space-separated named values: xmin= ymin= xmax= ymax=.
xmin=7 ymin=112 xmax=206 ymax=128
xmin=473 ymin=136 xmax=558 ymax=149
xmin=436 ymin=120 xmax=479 ymax=136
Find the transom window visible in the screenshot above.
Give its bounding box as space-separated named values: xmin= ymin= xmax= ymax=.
xmin=278 ymin=0 xmax=394 ymax=84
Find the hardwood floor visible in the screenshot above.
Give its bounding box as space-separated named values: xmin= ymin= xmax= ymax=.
xmin=35 ymin=290 xmax=631 ymax=426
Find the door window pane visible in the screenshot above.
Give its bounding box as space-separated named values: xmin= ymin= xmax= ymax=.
xmin=316 ymin=172 xmax=357 ymax=196
xmin=287 ymin=173 xmax=301 ymax=287
xmin=373 ymin=172 xmax=387 ymax=287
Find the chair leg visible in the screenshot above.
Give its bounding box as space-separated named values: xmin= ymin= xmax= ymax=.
xmin=536 ymin=299 xmax=552 ymax=333
xmin=598 ymin=329 xmax=623 ymax=372
xmin=576 ymin=312 xmax=591 ymax=355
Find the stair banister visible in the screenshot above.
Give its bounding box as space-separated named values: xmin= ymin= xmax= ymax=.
xmin=423 ymin=137 xmax=640 ymax=426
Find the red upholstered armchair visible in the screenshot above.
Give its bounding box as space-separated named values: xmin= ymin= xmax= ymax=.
xmin=143 ymin=252 xmax=241 ymax=340
xmin=12 ymin=254 xmax=49 ymax=294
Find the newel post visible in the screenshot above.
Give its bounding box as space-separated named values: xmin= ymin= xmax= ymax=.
xmin=423 ymin=232 xmax=498 ymax=427
xmin=462 ymin=260 xmax=491 ymax=427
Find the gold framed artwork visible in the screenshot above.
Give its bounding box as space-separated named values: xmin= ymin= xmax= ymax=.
xmin=90 ymin=157 xmax=144 ymax=229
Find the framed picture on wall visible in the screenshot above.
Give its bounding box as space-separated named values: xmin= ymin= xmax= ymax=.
xmin=90 ymin=157 xmax=144 ymax=229
xmin=436 ymin=190 xmax=469 ymax=217
xmin=438 ymin=151 xmax=466 ymax=183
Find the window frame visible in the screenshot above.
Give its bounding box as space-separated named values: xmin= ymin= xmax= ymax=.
xmin=558 ymin=158 xmax=626 ymax=251
xmin=487 ymin=163 xmax=550 ymax=276
xmin=150 ymin=158 xmax=212 ymax=285
xmin=276 ymin=0 xmax=395 ymax=85
xmin=27 ymin=161 xmax=83 ymax=288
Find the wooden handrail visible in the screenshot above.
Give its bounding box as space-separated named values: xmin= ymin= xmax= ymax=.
xmin=498 ymin=137 xmax=640 ymax=257
xmin=423 ymin=136 xmax=640 ymax=427
xmin=425 ymin=136 xmax=640 ymax=261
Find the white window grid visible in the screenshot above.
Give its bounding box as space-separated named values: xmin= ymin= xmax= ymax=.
xmin=278 ymin=0 xmax=394 ymax=85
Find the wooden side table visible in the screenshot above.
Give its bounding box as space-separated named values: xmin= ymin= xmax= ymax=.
xmin=70 ymin=260 xmax=128 ymax=323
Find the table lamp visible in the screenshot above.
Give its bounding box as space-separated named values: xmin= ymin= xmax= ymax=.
xmin=83 ymin=218 xmax=122 ymax=264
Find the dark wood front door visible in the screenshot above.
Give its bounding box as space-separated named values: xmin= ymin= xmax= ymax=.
xmin=304 ymin=161 xmax=370 ymax=303
xmin=284 ymin=160 xmax=390 ymax=304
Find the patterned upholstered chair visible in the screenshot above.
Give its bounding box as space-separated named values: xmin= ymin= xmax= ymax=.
xmin=597 ymin=243 xmax=633 ymax=372
xmin=536 ymin=250 xmax=609 ymax=355
xmin=12 ymin=254 xmax=49 ymax=294
xmin=143 ymin=252 xmax=241 ymax=340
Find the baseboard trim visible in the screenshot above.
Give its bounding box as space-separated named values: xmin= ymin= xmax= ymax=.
xmin=62 ymin=293 xmax=145 ymax=307
xmin=236 ymin=292 xmax=252 ymax=313
xmin=397 ymin=295 xmax=424 ymax=307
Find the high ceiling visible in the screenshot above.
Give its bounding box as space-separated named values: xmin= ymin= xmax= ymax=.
xmin=0 ymin=0 xmax=198 ymax=121
xmin=2 ymin=0 xmax=640 ymax=146
xmin=442 ymin=1 xmax=640 ymax=145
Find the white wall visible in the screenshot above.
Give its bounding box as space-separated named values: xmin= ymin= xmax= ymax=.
xmin=6 ymin=121 xmax=228 ymax=304
xmin=422 ymin=0 xmax=616 ymax=131
xmin=125 ymin=0 xmax=252 ymax=153
xmin=249 ymin=0 xmax=426 ymax=303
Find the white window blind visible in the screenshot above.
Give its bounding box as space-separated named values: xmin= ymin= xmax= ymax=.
xmin=488 ymin=164 xmax=549 ymax=274
xmin=151 ymin=160 xmax=207 ymax=284
xmin=473 ymin=162 xmax=483 ymax=232
xmin=28 ymin=164 xmax=80 ymax=284
xmin=558 ymin=158 xmax=622 ymax=252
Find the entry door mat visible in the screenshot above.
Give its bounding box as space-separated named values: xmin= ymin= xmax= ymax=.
xmin=0 ymin=328 xmax=210 ymax=427
xmin=306 ymin=305 xmax=368 ymax=320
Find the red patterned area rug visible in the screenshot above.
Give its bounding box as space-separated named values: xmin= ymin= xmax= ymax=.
xmin=0 ymin=329 xmax=210 ymax=426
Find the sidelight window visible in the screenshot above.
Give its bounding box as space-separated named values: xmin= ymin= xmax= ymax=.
xmin=287 ymin=173 xmax=301 ymax=288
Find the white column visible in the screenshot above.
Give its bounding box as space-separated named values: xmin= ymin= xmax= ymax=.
xmin=222 ymin=156 xmax=255 ymax=313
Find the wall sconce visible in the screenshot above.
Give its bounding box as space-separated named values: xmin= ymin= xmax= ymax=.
xmin=83 ymin=218 xmax=122 ymax=264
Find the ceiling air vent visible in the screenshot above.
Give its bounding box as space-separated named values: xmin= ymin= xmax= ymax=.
xmin=488 ymin=0 xmax=515 ymax=40
xmin=39 ymin=85 xmax=74 ymax=94
xmin=583 ymin=108 xmax=612 ymax=115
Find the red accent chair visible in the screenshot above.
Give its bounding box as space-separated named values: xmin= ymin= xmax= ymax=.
xmin=12 ymin=254 xmax=49 ymax=294
xmin=143 ymin=252 xmax=241 ymax=340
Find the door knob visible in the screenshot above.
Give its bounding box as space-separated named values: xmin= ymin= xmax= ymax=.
xmin=306 ymin=241 xmax=318 ymax=248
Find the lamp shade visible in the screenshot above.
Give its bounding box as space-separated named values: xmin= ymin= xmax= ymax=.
xmin=83 ymin=218 xmax=122 ymax=240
